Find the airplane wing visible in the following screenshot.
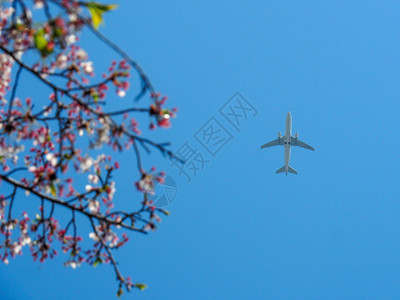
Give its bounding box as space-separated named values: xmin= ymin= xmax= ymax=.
xmin=260 ymin=138 xmax=284 ymax=149
xmin=290 ymin=137 xmax=315 ymax=151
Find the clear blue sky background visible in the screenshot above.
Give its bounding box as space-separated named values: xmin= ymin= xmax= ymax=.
xmin=2 ymin=0 xmax=400 ymax=299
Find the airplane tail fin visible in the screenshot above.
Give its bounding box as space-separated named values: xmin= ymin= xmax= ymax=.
xmin=276 ymin=166 xmax=285 ymax=174
xmin=288 ymin=166 xmax=297 ymax=175
xmin=275 ymin=165 xmax=298 ymax=175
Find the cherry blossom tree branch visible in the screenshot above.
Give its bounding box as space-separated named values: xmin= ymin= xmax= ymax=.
xmin=0 ymin=174 xmax=148 ymax=233
xmin=7 ymin=64 xmax=22 ymax=120
xmin=89 ymin=216 xmax=132 ymax=294
xmin=0 ymin=44 xmax=179 ymax=160
xmin=48 ymin=0 xmax=154 ymax=100
xmin=0 ymin=0 xmax=178 ymax=296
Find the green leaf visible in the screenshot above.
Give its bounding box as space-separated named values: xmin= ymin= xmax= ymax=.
xmin=158 ymin=208 xmax=170 ymax=216
xmin=34 ymin=29 xmax=48 ymax=56
xmin=54 ymin=27 xmax=63 ymax=38
xmin=86 ymin=2 xmax=118 ymax=29
xmin=133 ymin=283 xmax=148 ymax=291
xmin=92 ymin=92 xmax=99 ymax=102
xmin=93 ymin=257 xmax=102 ymax=267
xmin=117 ymin=288 xmax=123 ymax=297
xmin=50 ymin=184 xmax=56 ymax=196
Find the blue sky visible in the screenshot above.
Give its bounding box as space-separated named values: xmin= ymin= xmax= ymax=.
xmin=2 ymin=0 xmax=400 ymax=299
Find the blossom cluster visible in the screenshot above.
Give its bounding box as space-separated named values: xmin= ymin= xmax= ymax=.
xmin=0 ymin=0 xmax=177 ymax=295
xmin=149 ymin=92 xmax=177 ymax=129
xmin=0 ymin=53 xmax=13 ymax=104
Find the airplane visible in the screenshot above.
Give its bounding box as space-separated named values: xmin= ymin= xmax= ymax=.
xmin=260 ymin=112 xmax=314 ymax=175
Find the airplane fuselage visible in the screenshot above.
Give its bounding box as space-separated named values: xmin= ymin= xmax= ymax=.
xmin=283 ymin=112 xmax=292 ymax=175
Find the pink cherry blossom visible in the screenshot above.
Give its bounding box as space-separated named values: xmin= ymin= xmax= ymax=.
xmin=0 ymin=0 xmax=178 ymax=296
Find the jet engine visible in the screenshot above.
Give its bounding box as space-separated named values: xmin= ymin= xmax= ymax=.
xmin=278 ymin=132 xmax=281 ymax=138
xmin=295 ymin=132 xmax=299 ymax=139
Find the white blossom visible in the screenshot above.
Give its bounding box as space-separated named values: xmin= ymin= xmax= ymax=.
xmin=45 ymin=184 xmax=51 ymax=194
xmin=117 ymin=90 xmax=126 ymax=98
xmin=33 ymin=0 xmax=44 ymax=9
xmin=11 ymin=243 xmax=22 ymax=255
xmin=88 ymin=200 xmax=100 ymax=213
xmin=24 ymin=8 xmax=32 ymax=20
xmin=56 ymin=54 xmax=68 ymax=69
xmin=76 ymin=49 xmax=88 ymax=60
xmin=0 ymin=144 xmax=24 ymax=160
xmin=28 ymin=166 xmax=37 ymax=173
xmin=5 ymin=223 xmax=15 ymax=230
xmin=0 ymin=7 xmax=14 ymax=19
xmin=88 ymin=174 xmax=99 ymax=184
xmin=89 ymin=232 xmax=99 ymax=241
xmin=66 ymin=34 xmax=77 ymax=45
xmin=137 ymin=175 xmax=154 ymax=194
xmin=81 ymin=61 xmax=93 ymax=74
xmin=64 ymin=261 xmax=80 ymax=269
xmin=108 ymin=181 xmax=116 ymax=199
xmin=21 ymin=236 xmax=31 ymax=246
xmin=0 ymin=53 xmax=14 ymax=104
xmin=68 ymin=13 xmax=78 ymax=22
xmin=45 ymin=153 xmax=57 ymax=167
xmin=105 ymin=230 xmax=118 ymax=248
xmin=0 ymin=8 xmax=14 ymax=35
xmin=91 ymin=124 xmax=110 ymax=149
xmin=80 ymin=156 xmax=94 ymax=172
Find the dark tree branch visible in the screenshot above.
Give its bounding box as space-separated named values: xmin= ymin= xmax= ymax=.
xmin=0 ymin=1 xmax=174 ymax=294
xmin=7 ymin=64 xmax=23 ymax=120
xmin=0 ymin=175 xmax=148 ymax=234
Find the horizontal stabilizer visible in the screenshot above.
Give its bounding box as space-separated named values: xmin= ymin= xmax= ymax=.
xmin=276 ymin=166 xmax=285 ymax=174
xmin=276 ymin=165 xmax=298 ymax=175
xmin=288 ymin=166 xmax=298 ymax=175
